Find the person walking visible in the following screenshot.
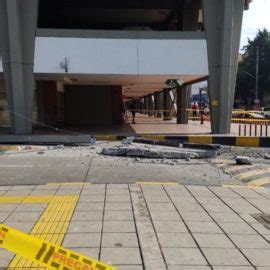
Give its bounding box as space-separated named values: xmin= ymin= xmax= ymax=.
xmin=129 ymin=101 xmax=136 ymax=124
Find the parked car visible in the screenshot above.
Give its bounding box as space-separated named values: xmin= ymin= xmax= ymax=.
xmin=232 ymin=112 xmax=265 ymax=119
xmin=261 ymin=107 xmax=270 ymax=118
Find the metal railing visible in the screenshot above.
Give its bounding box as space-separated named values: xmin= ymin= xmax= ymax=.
xmin=238 ymin=123 xmax=269 ymax=137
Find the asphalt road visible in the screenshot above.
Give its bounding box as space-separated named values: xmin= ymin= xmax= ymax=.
xmin=0 ymin=143 xmax=240 ymax=186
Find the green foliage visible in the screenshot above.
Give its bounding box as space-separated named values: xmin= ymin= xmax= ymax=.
xmin=235 ymin=29 xmax=270 ymax=107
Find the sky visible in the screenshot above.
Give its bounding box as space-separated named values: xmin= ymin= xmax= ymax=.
xmin=240 ymin=0 xmax=270 ymax=50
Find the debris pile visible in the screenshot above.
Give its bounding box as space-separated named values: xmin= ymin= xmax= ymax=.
xmin=235 ymin=156 xmax=252 ymax=165
xmin=101 ymin=142 xmax=217 ymax=159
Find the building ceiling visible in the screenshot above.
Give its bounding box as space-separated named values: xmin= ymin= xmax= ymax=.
xmin=35 ymin=73 xmax=206 ymax=100
xmin=38 ymin=0 xmax=193 ymax=30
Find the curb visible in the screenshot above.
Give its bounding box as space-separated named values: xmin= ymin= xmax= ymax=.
xmin=95 ymin=135 xmax=269 ymax=147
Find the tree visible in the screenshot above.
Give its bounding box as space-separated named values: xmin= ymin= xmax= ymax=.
xmin=235 ymin=29 xmax=270 ymax=108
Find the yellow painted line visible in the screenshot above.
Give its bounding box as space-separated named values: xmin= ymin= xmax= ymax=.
xmin=0 ymin=196 xmax=25 ymax=203
xmin=46 ymin=182 xmax=91 ymax=186
xmin=142 ymin=135 xmax=165 ymax=141
xmin=235 ymin=168 xmax=270 ymax=180
xmin=188 ymin=136 xmax=213 ymax=144
xmin=96 ymin=135 xmax=117 ymax=141
xmin=0 ymin=145 xmax=21 ymax=151
xmin=222 ymin=184 xmax=265 ymax=189
xmin=236 ymin=137 xmax=260 ymax=147
xmin=247 ymin=178 xmax=270 ymax=187
xmin=23 ymin=196 xmax=53 ymax=203
xmin=0 ymin=196 xmax=54 ymax=204
xmin=0 ymin=224 xmax=117 ymax=270
xmin=136 ymin=181 xmax=179 ymax=185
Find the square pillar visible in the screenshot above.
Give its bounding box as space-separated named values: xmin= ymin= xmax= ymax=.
xmin=144 ymin=96 xmax=149 ymax=115
xmin=177 ymin=85 xmax=191 ymax=124
xmin=163 ymin=90 xmax=172 ymax=121
xmin=0 ymin=0 xmax=39 ymax=134
xmin=148 ymin=94 xmax=154 ymax=117
xmin=154 ymin=92 xmax=163 ymax=118
xmin=202 ymin=0 xmax=245 ymax=134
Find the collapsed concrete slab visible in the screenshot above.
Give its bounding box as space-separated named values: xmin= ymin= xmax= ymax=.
xmin=101 ymin=144 xmax=217 ymax=159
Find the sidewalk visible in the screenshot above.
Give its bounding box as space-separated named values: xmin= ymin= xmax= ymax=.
xmin=0 ymin=183 xmax=270 ymax=269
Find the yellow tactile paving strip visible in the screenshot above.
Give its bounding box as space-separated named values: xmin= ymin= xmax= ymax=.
xmin=0 ymin=195 xmax=78 ymax=269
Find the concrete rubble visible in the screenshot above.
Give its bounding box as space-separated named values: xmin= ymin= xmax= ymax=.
xmin=101 ymin=143 xmax=217 ymax=159
xmin=235 ymin=155 xmax=252 ymax=165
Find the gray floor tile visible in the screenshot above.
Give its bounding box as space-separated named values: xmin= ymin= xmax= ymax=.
xmin=241 ymin=249 xmax=270 ymax=266
xmin=106 ymin=195 xmax=130 ymax=202
xmin=168 ymin=267 xmax=211 ymax=270
xmin=186 ymin=221 xmax=223 ymax=234
xmin=68 ymin=221 xmax=102 ymax=233
xmin=150 ymin=211 xmax=181 ymax=221
xmin=103 ymin=221 xmax=136 ymax=233
xmin=4 ymin=221 xmax=35 ymax=233
xmin=181 ymin=211 xmax=212 ymax=222
xmin=0 ymin=249 xmax=15 ymax=267
xmin=102 ymin=232 xmax=138 ymax=247
xmin=230 ymin=234 xmax=270 ymax=249
xmin=209 ymin=212 xmax=244 ymax=223
xmin=72 ymin=211 xmax=103 ymax=221
xmin=219 ymin=223 xmax=257 ymax=235
xmin=147 ymin=203 xmax=176 ymax=211
xmin=5 ymin=211 xmax=41 ymax=222
xmin=202 ymin=248 xmax=250 ymax=266
xmin=0 ymin=204 xmax=19 ymax=212
xmin=14 ymin=203 xmax=47 ymax=212
xmin=163 ymin=248 xmax=207 ymax=265
xmin=212 ymin=267 xmax=254 ymax=270
xmin=69 ymin=247 xmax=99 ymax=260
xmin=63 ymin=233 xmax=101 ymax=248
xmin=193 ymin=234 xmax=234 ymax=248
xmin=76 ymin=203 xmax=104 ymax=211
xmin=0 ymin=212 xmax=9 ymax=222
xmin=78 ymin=195 xmax=105 ymax=203
xmin=104 ymin=210 xmax=134 ymax=221
xmin=115 ymin=266 xmax=143 ymax=270
xmin=105 ymin=202 xmax=132 ymax=211
xmin=153 ymin=220 xmax=188 ymax=233
xmin=158 ymin=233 xmax=197 ymax=248
xmin=144 ymin=195 xmax=171 ymax=203
xmin=101 ymin=247 xmax=142 ymax=265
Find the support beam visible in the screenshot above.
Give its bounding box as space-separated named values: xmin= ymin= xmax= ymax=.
xmin=0 ymin=0 xmax=39 ymax=134
xmin=202 ymin=0 xmax=244 ymax=134
xmin=177 ymin=85 xmax=191 ymax=124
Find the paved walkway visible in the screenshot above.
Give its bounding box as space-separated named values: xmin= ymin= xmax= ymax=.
xmin=0 ymin=114 xmax=245 ymax=136
xmin=0 ymin=183 xmax=270 ymax=269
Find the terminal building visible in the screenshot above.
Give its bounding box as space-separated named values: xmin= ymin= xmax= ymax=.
xmin=0 ymin=0 xmax=252 ymax=136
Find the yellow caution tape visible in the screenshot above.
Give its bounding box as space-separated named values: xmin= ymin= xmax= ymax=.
xmin=0 ymin=224 xmax=118 ymax=270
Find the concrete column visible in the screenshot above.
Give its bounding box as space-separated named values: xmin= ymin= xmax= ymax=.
xmin=144 ymin=96 xmax=149 ymax=115
xmin=177 ymin=85 xmax=191 ymax=124
xmin=154 ymin=91 xmax=163 ymax=118
xmin=163 ymin=90 xmax=172 ymax=121
xmin=202 ymin=0 xmax=244 ymax=134
xmin=148 ymin=94 xmax=154 ymax=117
xmin=0 ymin=0 xmax=39 ymax=134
